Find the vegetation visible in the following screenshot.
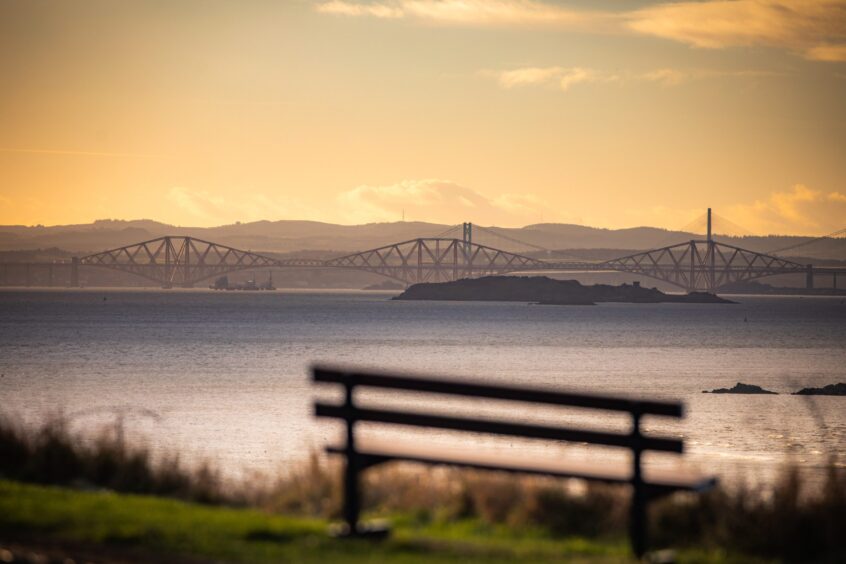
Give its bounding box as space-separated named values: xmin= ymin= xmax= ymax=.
xmin=1 ymin=414 xmax=844 ymax=562
xmin=1 ymin=479 xmax=747 ymax=563
xmin=0 ymin=414 xmax=226 ymax=504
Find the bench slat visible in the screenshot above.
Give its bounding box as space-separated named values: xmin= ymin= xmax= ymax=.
xmin=326 ymin=439 xmax=715 ymax=492
xmin=313 ymin=366 xmax=683 ymax=417
xmin=316 ymin=402 xmax=684 ymax=453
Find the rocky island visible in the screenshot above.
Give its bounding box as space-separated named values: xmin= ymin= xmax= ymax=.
xmin=393 ymin=276 xmax=735 ymax=305
xmin=703 ymin=383 xmax=778 ymax=394
xmin=793 ymin=383 xmax=846 ymax=396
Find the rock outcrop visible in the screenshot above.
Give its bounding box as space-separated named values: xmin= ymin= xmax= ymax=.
xmin=793 ymin=383 xmax=846 ymax=396
xmin=703 ymin=383 xmax=778 ymax=394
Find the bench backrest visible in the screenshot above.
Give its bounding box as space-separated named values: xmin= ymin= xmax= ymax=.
xmin=313 ymin=366 xmax=684 ymax=454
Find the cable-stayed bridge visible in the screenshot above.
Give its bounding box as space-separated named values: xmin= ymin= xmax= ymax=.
xmin=4 ymin=210 xmax=845 ymax=292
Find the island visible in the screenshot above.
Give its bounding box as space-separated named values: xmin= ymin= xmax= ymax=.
xmin=703 ymin=383 xmax=778 ymax=394
xmin=393 ymin=276 xmax=735 ymax=305
xmin=793 ymin=383 xmax=846 ymax=396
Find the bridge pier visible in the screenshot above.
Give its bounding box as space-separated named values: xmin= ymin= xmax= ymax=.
xmin=70 ymin=257 xmax=79 ymax=287
xmin=806 ymin=264 xmax=814 ymax=290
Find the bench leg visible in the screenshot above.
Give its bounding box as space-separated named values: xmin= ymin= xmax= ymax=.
xmin=630 ymin=485 xmax=648 ymax=559
xmin=343 ymin=454 xmax=361 ymax=535
xmin=630 ymin=412 xmax=648 ymax=559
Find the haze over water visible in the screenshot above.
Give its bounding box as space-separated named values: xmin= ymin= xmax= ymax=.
xmin=1 ymin=289 xmax=844 ymax=483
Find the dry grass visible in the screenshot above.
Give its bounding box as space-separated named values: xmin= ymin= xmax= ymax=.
xmin=0 ymin=413 xmax=227 ymax=504
xmin=259 ymin=452 xmax=846 ymax=561
xmin=2 ymin=413 xmax=844 ymax=561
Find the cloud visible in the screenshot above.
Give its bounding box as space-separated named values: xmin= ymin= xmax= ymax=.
xmin=640 ymin=67 xmax=783 ymax=85
xmin=166 ymin=187 xmax=320 ymax=225
xmin=491 ymin=66 xmax=568 ymax=88
xmin=317 ymin=0 xmax=846 ymax=62
xmin=481 ymin=65 xmax=779 ymax=91
xmin=317 ymin=0 xmax=402 ymax=18
xmin=481 ymin=66 xmax=617 ymax=91
xmin=166 ymin=183 xmax=556 ymax=227
xmin=336 ymin=179 xmax=551 ymax=225
xmin=627 ymin=0 xmax=846 ymax=62
xmin=726 ymin=184 xmax=846 ymax=235
xmin=804 ymin=42 xmax=846 ymax=61
xmin=315 ymin=0 xmax=611 ymax=28
xmin=641 ymin=68 xmax=689 ymax=86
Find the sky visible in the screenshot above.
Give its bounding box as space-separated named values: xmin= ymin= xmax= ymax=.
xmin=1 ymin=0 xmax=845 ymax=235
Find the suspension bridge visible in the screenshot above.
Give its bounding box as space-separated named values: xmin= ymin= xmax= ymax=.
xmin=3 ymin=210 xmax=845 ymax=292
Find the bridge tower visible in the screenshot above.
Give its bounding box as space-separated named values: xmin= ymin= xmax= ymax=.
xmin=707 ymin=207 xmax=715 ymax=293
xmin=462 ymin=222 xmax=473 ymax=276
xmin=462 ymin=222 xmax=472 ymax=247
xmin=163 ymin=236 xmax=173 ymax=289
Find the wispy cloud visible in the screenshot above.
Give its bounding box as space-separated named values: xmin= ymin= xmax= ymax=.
xmin=166 ymin=187 xmax=320 ymax=225
xmin=481 ymin=66 xmax=616 ymax=91
xmin=316 ymin=0 xmax=614 ymax=29
xmin=490 ymin=66 xmax=568 ymax=88
xmin=641 ymin=67 xmax=784 ymax=85
xmin=0 ymin=148 xmax=164 ymax=158
xmin=627 ymin=0 xmax=846 ymax=62
xmin=317 ymin=0 xmax=403 ymax=18
xmin=480 ymin=65 xmax=781 ymax=92
xmin=727 ymin=184 xmax=846 ymax=235
xmin=337 ymin=179 xmax=554 ymax=225
xmin=317 ymin=0 xmax=846 ymax=62
xmin=804 ymin=43 xmax=846 ymax=62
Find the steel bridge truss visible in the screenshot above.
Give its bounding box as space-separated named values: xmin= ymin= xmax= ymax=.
xmin=79 ymin=235 xmax=811 ymax=292
xmin=324 ymin=238 xmax=546 ymax=284
xmin=600 ymin=240 xmax=806 ymax=292
xmin=80 ymin=236 xmax=322 ymax=288
xmin=79 ymin=236 xmax=546 ymax=287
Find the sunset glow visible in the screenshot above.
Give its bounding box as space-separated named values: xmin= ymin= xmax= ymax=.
xmin=1 ymin=0 xmax=845 ymax=234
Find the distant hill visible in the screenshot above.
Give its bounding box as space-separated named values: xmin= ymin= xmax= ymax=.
xmin=1 ymin=218 xmax=844 ymax=261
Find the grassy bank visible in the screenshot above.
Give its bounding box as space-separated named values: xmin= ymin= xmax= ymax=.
xmin=2 ymin=414 xmax=844 ymax=562
xmin=1 ymin=479 xmax=756 ymax=563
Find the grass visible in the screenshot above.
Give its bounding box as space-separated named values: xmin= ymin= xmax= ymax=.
xmin=2 ymin=414 xmax=843 ymax=562
xmin=0 ymin=413 xmax=226 ymax=503
xmin=0 ymin=479 xmax=759 ymax=564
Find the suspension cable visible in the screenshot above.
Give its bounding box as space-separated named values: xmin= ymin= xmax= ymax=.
xmin=433 ymin=224 xmax=462 ymax=238
xmin=768 ymin=227 xmax=846 ymax=255
xmin=472 ymin=224 xmax=550 ymax=252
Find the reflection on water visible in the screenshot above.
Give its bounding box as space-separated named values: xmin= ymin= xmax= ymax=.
xmin=1 ymin=289 xmax=844 ymax=483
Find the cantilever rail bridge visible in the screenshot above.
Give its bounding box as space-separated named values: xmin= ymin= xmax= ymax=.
xmin=5 ymin=211 xmax=843 ymax=293
xmin=70 ymin=218 xmax=841 ymax=293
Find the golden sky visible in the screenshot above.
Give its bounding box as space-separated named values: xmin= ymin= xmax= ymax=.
xmin=1 ymin=0 xmax=845 ymax=235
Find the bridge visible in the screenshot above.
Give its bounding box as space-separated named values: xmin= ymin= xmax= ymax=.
xmin=3 ymin=211 xmax=844 ymax=292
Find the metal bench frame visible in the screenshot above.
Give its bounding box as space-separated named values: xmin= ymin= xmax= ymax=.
xmin=313 ymin=366 xmax=716 ymax=558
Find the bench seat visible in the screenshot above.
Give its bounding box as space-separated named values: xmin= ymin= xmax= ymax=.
xmin=327 ymin=438 xmax=716 ymax=494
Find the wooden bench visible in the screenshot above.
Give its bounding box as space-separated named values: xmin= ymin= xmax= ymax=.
xmin=313 ymin=366 xmax=717 ymax=558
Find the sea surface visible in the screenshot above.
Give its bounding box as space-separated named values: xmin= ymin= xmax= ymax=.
xmin=1 ymin=289 xmax=844 ymax=484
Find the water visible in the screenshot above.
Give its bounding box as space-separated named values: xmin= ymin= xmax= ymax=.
xmin=1 ymin=289 xmax=844 ymax=483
